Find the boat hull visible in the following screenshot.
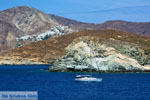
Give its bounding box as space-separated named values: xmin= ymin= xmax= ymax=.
xmin=75 ymin=77 xmax=102 ymax=82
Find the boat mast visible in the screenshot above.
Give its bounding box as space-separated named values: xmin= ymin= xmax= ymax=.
xmin=90 ymin=47 xmax=92 ymax=76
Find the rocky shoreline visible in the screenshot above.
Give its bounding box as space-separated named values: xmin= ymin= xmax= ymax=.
xmin=49 ymin=68 xmax=150 ymax=73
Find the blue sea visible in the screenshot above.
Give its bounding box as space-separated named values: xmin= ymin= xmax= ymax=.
xmin=0 ymin=65 xmax=150 ymax=100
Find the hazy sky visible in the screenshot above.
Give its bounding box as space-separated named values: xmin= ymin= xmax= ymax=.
xmin=0 ymin=0 xmax=150 ymax=23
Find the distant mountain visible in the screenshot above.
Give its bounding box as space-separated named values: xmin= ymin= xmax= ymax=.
xmin=96 ymin=20 xmax=150 ymax=36
xmin=50 ymin=14 xmax=150 ymax=36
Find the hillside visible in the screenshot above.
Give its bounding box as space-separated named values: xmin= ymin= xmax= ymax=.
xmin=0 ymin=29 xmax=150 ymax=68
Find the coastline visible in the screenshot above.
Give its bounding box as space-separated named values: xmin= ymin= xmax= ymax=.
xmin=0 ymin=64 xmax=150 ymax=73
xmin=0 ymin=64 xmax=51 ymax=66
xmin=48 ymin=68 xmax=150 ymax=73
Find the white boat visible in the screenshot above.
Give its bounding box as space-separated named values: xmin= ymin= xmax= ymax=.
xmin=75 ymin=48 xmax=102 ymax=82
xmin=75 ymin=75 xmax=102 ymax=82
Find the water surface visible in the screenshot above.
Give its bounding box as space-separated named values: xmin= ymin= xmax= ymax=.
xmin=0 ymin=65 xmax=150 ymax=100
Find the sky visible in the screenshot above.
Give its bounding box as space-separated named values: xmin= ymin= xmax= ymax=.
xmin=0 ymin=0 xmax=150 ymax=23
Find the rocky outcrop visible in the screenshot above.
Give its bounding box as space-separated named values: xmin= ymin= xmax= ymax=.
xmin=49 ymin=36 xmax=150 ymax=72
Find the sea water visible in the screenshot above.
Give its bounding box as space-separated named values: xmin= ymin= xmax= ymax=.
xmin=0 ymin=65 xmax=150 ymax=100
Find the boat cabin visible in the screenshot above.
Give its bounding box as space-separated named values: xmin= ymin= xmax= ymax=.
xmin=76 ymin=75 xmax=91 ymax=78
